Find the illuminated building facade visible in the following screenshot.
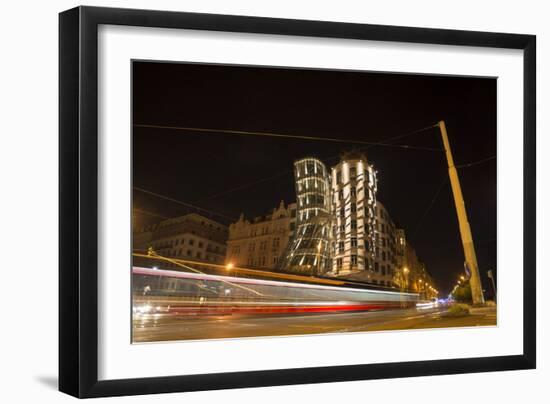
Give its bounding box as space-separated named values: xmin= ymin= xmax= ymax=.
xmin=224 ymin=152 xmax=433 ymax=288
xmin=330 ymin=151 xmax=378 ymax=276
xmin=278 ymin=157 xmax=333 ymax=275
xmin=373 ymin=202 xmax=397 ymax=286
xmin=393 ymin=228 xmax=436 ymax=294
xmin=225 ymin=201 xmax=297 ymax=270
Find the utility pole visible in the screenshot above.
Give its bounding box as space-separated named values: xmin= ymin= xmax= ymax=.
xmin=438 ymin=120 xmax=485 ymax=305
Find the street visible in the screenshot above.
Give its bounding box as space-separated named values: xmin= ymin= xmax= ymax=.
xmin=133 ymin=305 xmax=497 ymax=342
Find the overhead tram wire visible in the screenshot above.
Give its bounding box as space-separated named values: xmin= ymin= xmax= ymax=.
xmin=133 ymin=186 xmax=237 ymax=222
xmin=455 ymin=155 xmax=496 ymax=169
xmin=197 ymin=129 xmax=494 ymax=205
xmin=187 ymin=123 xmax=442 ymax=203
xmin=411 ymin=176 xmax=449 ymax=242
xmin=132 ymin=207 xmax=170 ymax=219
xmin=410 ymin=155 xmax=496 ymax=242
xmin=134 ymin=123 xmax=444 ymax=152
xmin=196 ymin=170 xmax=293 ymax=203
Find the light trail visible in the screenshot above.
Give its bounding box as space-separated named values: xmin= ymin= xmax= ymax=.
xmin=133 ymin=266 xmax=418 ymax=298
xmin=140 ymin=252 xmax=266 ymax=297
xmin=132 ymin=252 xmax=347 ymax=286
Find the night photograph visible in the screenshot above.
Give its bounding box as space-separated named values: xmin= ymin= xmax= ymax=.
xmin=131 ymin=60 xmax=497 ymax=342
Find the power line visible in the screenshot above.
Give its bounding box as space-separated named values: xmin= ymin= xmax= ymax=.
xmin=364 ymin=123 xmax=440 ymax=150
xmin=196 ymin=170 xmax=293 ymax=203
xmin=133 ymin=186 xmax=237 ymax=221
xmin=134 ymin=123 xmax=443 ymax=152
xmin=455 ymin=155 xmax=496 ymax=169
xmin=193 ymin=123 xmax=441 ymax=202
xmin=132 ymin=207 xmax=169 ymax=219
xmin=411 ymin=176 xmax=449 ymax=241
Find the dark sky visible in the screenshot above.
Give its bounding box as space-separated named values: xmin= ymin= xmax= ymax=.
xmin=132 ymin=61 xmax=497 ymax=296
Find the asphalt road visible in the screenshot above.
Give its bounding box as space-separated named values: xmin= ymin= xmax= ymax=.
xmin=132 ymin=305 xmax=497 ymax=342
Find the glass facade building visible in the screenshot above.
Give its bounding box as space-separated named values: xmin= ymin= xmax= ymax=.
xmin=278 ymin=157 xmax=333 ymax=275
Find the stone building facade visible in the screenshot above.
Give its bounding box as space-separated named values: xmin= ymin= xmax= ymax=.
xmin=225 ymin=201 xmax=297 ymax=270
xmin=133 ymin=213 xmax=228 ymax=267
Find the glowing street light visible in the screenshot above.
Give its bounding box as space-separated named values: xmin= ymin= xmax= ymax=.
xmin=225 ymin=263 xmax=234 ymax=271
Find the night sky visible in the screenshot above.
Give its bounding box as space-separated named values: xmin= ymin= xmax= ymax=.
xmin=132 ymin=61 xmax=497 ymax=296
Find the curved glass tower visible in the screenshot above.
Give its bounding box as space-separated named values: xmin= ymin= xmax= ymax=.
xmin=278 ymin=157 xmax=333 ymax=275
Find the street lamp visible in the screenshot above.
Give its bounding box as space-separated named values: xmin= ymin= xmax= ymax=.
xmin=225 ymin=262 xmax=234 ymax=271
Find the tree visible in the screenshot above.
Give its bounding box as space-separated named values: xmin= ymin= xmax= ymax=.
xmin=452 ymin=280 xmax=472 ymax=303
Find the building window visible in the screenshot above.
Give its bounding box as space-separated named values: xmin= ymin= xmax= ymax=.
xmin=351 ymin=220 xmax=357 ymax=230
xmin=351 ymin=237 xmax=357 ymax=247
xmin=375 ymin=262 xmax=379 ymax=272
xmin=351 ymin=202 xmax=356 ymax=213
xmin=351 ymin=186 xmax=356 ymax=197
xmin=336 ymin=258 xmax=343 ymax=269
xmin=338 ymin=189 xmax=344 ymax=200
xmin=340 ymin=207 xmax=345 ymax=217
xmin=196 ymin=252 xmax=202 ymax=259
xmin=350 ymin=167 xmax=357 ymax=178
xmin=336 ymin=171 xmax=342 ymax=184
xmin=338 ymin=241 xmax=344 ymax=253
xmin=198 ymin=241 xmax=204 ymax=248
xmin=189 ymin=239 xmax=194 ymax=246
xmin=351 ymin=255 xmax=357 ymax=265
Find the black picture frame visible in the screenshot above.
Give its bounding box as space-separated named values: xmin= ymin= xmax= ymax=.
xmin=59 ymin=5 xmax=536 ymax=398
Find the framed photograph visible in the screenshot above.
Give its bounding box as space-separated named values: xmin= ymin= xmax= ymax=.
xmin=59 ymin=6 xmax=536 ymax=398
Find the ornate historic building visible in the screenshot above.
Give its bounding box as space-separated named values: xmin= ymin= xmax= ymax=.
xmin=133 ymin=213 xmax=228 ymax=267
xmin=225 ymin=201 xmax=297 ymax=270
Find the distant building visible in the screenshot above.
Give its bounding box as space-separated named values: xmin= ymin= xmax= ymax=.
xmin=393 ymin=228 xmax=437 ymax=295
xmin=225 ymin=201 xmax=297 ymax=270
xmin=133 ymin=213 xmax=228 ymax=267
